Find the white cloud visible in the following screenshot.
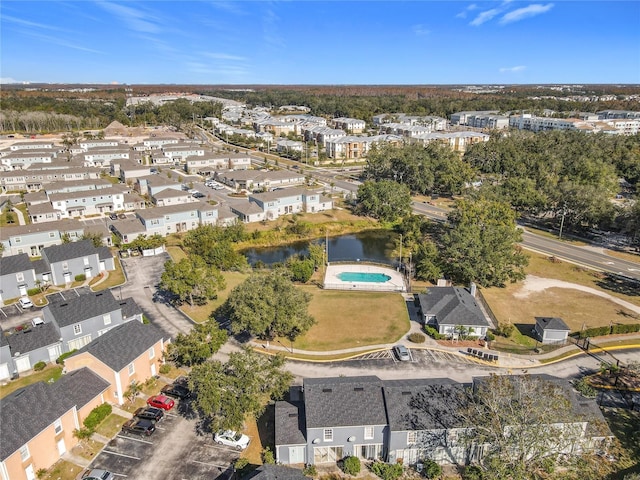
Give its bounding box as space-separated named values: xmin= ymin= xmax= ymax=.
xmin=412 ymin=24 xmax=430 ymax=36
xmin=500 ymin=3 xmax=554 ymax=24
xmin=0 ymin=77 xmax=20 ymax=84
xmin=456 ymin=3 xmax=478 ymax=19
xmin=499 ymin=65 xmax=527 ymax=73
xmin=96 ymin=1 xmax=161 ymax=34
xmin=470 ymin=8 xmax=501 ymax=26
xmin=203 ymin=52 xmax=247 ymax=61
xmin=2 ymin=15 xmax=65 ymax=32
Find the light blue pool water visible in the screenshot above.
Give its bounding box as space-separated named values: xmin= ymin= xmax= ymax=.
xmin=337 ymin=272 xmax=392 ymax=283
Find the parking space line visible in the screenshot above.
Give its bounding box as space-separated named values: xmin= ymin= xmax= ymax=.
xmin=111 ymin=474 xmax=128 ymax=478
xmin=116 ymin=434 xmax=154 ymax=445
xmin=191 ymin=459 xmax=230 ymax=469
xmin=102 ymin=450 xmax=141 ymax=460
xmin=205 ymin=443 xmax=241 ymax=453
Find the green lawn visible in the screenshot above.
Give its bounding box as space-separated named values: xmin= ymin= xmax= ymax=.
xmin=279 ymin=288 xmax=409 ymax=351
xmin=0 ymin=365 xmax=63 ymax=399
xmin=94 ymin=413 xmax=128 ymax=438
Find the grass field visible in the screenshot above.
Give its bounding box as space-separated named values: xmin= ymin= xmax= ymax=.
xmin=281 ymin=288 xmax=409 ymax=351
xmin=179 ymin=271 xmax=250 ymax=323
xmin=482 ymin=251 xmax=640 ymax=334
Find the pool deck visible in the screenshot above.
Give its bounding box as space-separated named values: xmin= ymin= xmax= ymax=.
xmin=324 ymin=263 xmax=406 ymax=292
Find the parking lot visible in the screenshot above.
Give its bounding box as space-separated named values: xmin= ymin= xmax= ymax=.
xmin=88 ymin=398 xmax=239 ymax=480
xmin=348 ymin=347 xmax=487 ymax=367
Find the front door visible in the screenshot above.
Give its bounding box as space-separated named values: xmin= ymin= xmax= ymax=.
xmin=57 ymin=438 xmax=66 ymax=456
xmin=150 ymin=363 xmax=156 ymax=376
xmin=48 ymin=345 xmax=62 ymax=362
xmin=25 ymin=465 xmax=36 ymax=480
xmin=0 ymin=363 xmax=10 ymax=381
xmin=15 ymin=356 xmax=31 ymax=373
xmin=289 ymin=446 xmax=306 ymax=464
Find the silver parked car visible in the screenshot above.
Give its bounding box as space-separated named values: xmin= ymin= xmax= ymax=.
xmin=393 ymin=345 xmax=411 ymax=362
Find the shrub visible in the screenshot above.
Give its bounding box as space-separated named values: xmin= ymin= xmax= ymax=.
xmin=33 ymin=361 xmax=46 ymax=371
xmin=27 ymin=287 xmax=41 ymax=296
xmin=73 ymin=427 xmax=93 ymax=440
xmin=36 ymin=468 xmax=48 ymax=479
xmin=83 ymin=403 xmax=112 ymax=431
xmin=408 ymin=332 xmax=426 ymax=343
xmin=74 ymin=273 xmax=86 ymax=282
xmin=573 ymin=377 xmax=597 ymax=398
xmin=485 ymin=331 xmax=496 ymax=342
xmin=142 ymin=314 xmax=150 ymax=324
xmin=370 ymin=461 xmax=403 ymax=480
xmin=494 ymin=323 xmax=514 ymax=338
xmin=424 ymin=325 xmax=445 ymax=340
xmin=159 ymin=364 xmax=171 ymax=374
xmin=56 ymin=349 xmax=77 ymax=365
xmin=461 ymin=466 xmax=484 ymax=480
xmin=234 ymin=457 xmax=250 ymax=475
xmin=342 ymin=456 xmax=361 ymax=476
xmin=422 ymin=460 xmax=442 ymax=479
xmin=262 ymin=446 xmax=275 ymax=464
xmin=303 ymin=465 xmax=317 ymax=477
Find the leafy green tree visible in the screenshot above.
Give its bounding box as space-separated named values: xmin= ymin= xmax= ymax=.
xmin=285 ymin=256 xmax=315 ymax=283
xmin=189 ymin=348 xmax=292 ymax=431
xmin=80 ymin=231 xmax=104 ymax=248
xmin=441 ymin=198 xmax=528 ymax=287
xmin=307 ymin=242 xmax=325 ymax=268
xmin=167 ymin=319 xmax=227 ymax=366
xmin=413 ymin=240 xmax=442 ymax=283
xmin=183 ymin=224 xmax=248 ymax=271
xmin=356 ymin=180 xmax=411 ymax=222
xmin=226 ymin=272 xmax=315 ymax=341
xmin=160 ymin=256 xmax=225 ymax=306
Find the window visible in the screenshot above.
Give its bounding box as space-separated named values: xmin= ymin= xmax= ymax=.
xmin=62 ymin=262 xmax=68 ymax=270
xmin=73 ymin=324 xmax=82 ymax=335
xmin=323 ymin=428 xmax=333 ymax=442
xmin=407 ymin=431 xmax=417 ymax=444
xmin=148 ymin=347 xmax=155 ymax=359
xmin=15 ymin=237 xmax=21 ymax=243
xmin=84 ymin=257 xmax=90 ymax=265
xmin=54 ymin=419 xmax=63 ymax=434
xmin=103 ymin=314 xmax=111 ymax=325
xmin=128 ymin=363 xmax=135 ymax=376
xmin=16 ymin=272 xmax=24 ymax=282
xmin=364 ymin=426 xmax=374 ymax=440
xmin=19 ymin=444 xmax=30 ymax=461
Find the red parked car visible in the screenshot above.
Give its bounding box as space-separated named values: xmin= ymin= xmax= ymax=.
xmin=147 ymin=395 xmax=175 ymax=411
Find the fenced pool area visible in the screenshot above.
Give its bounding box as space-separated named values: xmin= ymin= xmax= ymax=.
xmin=324 ymin=263 xmax=406 ymax=292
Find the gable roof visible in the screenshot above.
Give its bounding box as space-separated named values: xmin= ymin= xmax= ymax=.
xmin=47 ymin=289 xmax=120 ymax=328
xmin=418 ymin=287 xmax=489 ymax=328
xmin=69 ymin=320 xmax=164 ymax=372
xmin=535 ymin=317 xmax=570 ymax=332
xmin=243 ymin=465 xmax=310 ymax=480
xmin=0 ymin=367 xmax=109 ymax=461
xmin=383 ymin=378 xmax=468 ymax=431
xmin=303 ymin=376 xmax=387 ymax=428
xmin=41 ymin=239 xmax=98 ymax=264
xmin=275 ymin=400 xmax=306 ymax=446
xmin=6 ymin=323 xmax=60 ymax=354
xmin=0 ymin=253 xmax=33 ymax=276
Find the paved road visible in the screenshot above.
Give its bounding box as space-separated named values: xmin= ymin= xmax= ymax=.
xmin=115 ymin=254 xmax=194 ymax=340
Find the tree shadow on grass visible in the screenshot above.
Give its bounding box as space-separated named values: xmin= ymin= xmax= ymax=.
xmin=595 ymin=274 xmax=640 ymax=298
xmin=514 ymin=323 xmax=538 ymax=342
xmin=255 ymin=403 xmax=275 ymax=452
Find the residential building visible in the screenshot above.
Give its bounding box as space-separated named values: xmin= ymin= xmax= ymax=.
xmin=0 ymin=368 xmax=110 ymax=480
xmin=409 ymin=131 xmax=490 ymax=153
xmin=0 ymin=167 xmax=101 ymax=193
xmin=9 ymin=141 xmax=55 ymax=151
xmin=0 ymin=151 xmax=56 ymax=170
xmin=325 ymin=135 xmax=402 ymax=160
xmin=0 ymin=219 xmax=86 ymax=257
xmin=450 ymin=111 xmax=499 ymax=126
xmin=185 ymin=153 xmax=252 ymax=174
xmin=42 ymin=289 xmax=141 ymax=353
xmin=249 ymin=189 xmax=332 ymax=221
xmin=275 ymin=375 xmax=611 ymax=467
xmin=135 ymin=202 xmax=222 ymax=235
xmin=78 ymin=140 xmax=120 ymax=150
xmin=81 ymin=147 xmax=130 ymax=167
xmin=417 ymin=286 xmax=490 ymax=338
xmin=162 ymin=143 xmax=205 ymax=162
xmin=65 ymin=321 xmax=166 ymax=405
xmin=48 ymin=186 xmax=125 ymax=217
xmin=119 ymin=161 xmax=151 ymax=183
xmin=331 ymin=118 xmax=366 ymax=133
xmin=4 ymin=322 xmax=63 ymax=375
xmin=215 ymin=170 xmax=305 ymax=192
xmin=0 ymin=253 xmax=37 ymax=303
xmin=39 ymin=240 xmax=115 ymax=286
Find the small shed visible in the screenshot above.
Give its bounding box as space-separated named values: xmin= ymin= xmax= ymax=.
xmin=533 ymin=317 xmax=571 ymax=344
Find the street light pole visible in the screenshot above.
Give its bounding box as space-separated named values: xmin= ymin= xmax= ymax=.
xmin=559 ymin=203 xmax=567 ymax=240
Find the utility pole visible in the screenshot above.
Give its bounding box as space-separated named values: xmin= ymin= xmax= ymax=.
xmin=398 ymin=234 xmax=403 ymax=271
xmin=559 ymin=203 xmax=567 ymax=240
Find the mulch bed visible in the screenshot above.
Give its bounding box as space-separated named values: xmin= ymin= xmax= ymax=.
xmin=588 ymin=371 xmax=640 ymax=391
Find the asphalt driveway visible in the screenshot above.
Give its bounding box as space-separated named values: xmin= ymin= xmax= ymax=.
xmin=114 ymin=253 xmax=194 ymax=340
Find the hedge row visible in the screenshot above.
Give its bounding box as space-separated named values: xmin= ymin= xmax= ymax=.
xmin=574 ymin=323 xmax=640 ymax=339
xmin=423 ymin=325 xmax=445 ymax=340
xmin=83 ymin=403 xmax=112 ymax=431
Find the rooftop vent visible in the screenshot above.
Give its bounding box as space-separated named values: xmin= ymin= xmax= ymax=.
xmin=288 ymin=413 xmax=298 ymax=418
xmin=402 ymin=391 xmax=411 ymax=396
xmin=354 ymin=387 xmax=364 ymax=392
xmin=322 ymin=388 xmax=332 ymax=393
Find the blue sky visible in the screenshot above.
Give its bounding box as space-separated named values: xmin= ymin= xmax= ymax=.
xmin=1 ymin=1 xmax=639 ymax=85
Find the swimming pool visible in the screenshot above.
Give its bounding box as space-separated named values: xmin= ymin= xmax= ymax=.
xmin=337 ymin=272 xmax=392 ymax=283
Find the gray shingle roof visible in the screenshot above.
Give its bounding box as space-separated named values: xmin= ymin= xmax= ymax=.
xmin=6 ymin=323 xmax=60 ymax=355
xmin=535 ymin=317 xmax=570 ymax=331
xmin=69 ymin=320 xmax=164 ymax=372
xmin=47 ymin=289 xmax=119 ymax=328
xmin=418 ymin=287 xmax=489 ymax=328
xmin=275 ymin=400 xmax=307 ymax=445
xmin=382 ymin=378 xmax=468 ymax=431
xmin=0 ymin=253 xmax=33 ymax=276
xmin=41 ymin=239 xmax=97 ymax=264
xmin=0 ymin=367 xmax=109 ymax=461
xmin=118 ymin=297 xmax=143 ymax=320
xmin=97 ymin=246 xmax=113 ymax=261
xmin=244 ymin=464 xmax=310 ymax=480
xmin=303 ymin=376 xmax=387 ymax=428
